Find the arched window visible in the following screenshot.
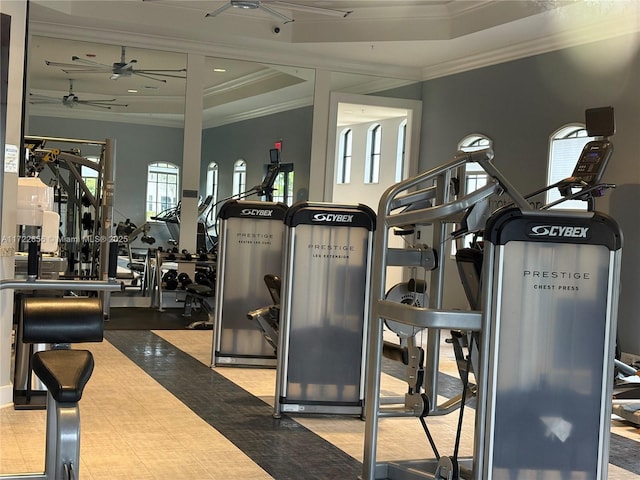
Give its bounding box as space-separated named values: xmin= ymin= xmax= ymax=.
xmin=146 ymin=162 xmax=179 ymax=221
xmin=336 ymin=128 xmax=352 ymax=184
xmin=205 ymin=162 xmax=219 ymax=222
xmin=395 ymin=119 xmax=407 ymax=182
xmin=458 ymin=134 xmax=492 ymax=194
xmin=365 ymin=124 xmax=381 ymax=184
xmin=206 ymin=162 xmax=218 ymax=199
xmin=547 ymin=124 xmax=593 ymax=209
xmin=233 ymin=159 xmax=246 ymax=196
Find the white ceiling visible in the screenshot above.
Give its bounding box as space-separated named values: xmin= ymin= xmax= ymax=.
xmin=24 ymin=0 xmax=640 ymax=127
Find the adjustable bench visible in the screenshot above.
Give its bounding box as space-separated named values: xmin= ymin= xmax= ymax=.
xmin=184 ymin=283 xmax=214 ymax=329
xmin=3 ymin=297 xmax=104 ymax=480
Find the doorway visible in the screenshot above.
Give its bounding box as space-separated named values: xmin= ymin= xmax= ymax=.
xmin=325 ymin=92 xmax=422 ymax=211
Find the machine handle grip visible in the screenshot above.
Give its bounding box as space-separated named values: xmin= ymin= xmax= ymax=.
xmin=108 ymin=241 xmax=119 ymax=279
xmin=27 ymin=241 xmax=39 ymax=278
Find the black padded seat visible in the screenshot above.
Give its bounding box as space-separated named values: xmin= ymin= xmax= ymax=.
xmin=127 ymin=262 xmax=145 ymax=273
xmin=186 ymin=284 xmax=213 ymax=297
xmin=22 ymin=297 xmax=104 ymax=344
xmin=31 ymin=349 xmax=94 ymax=404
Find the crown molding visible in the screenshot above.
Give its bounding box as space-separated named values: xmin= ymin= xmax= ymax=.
xmin=30 ymin=21 xmax=423 ymax=82
xmin=422 ymin=3 xmax=640 ymax=80
xmin=29 ymin=108 xmax=185 ymax=129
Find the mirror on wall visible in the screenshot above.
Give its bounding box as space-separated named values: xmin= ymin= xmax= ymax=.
xmin=27 ymin=36 xmax=187 ymax=125
xmin=200 ymin=56 xmax=315 ymax=221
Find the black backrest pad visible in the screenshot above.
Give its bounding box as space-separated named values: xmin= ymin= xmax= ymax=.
xmin=455 ymin=248 xmax=484 ymax=311
xmin=22 ymin=297 xmax=104 ymax=344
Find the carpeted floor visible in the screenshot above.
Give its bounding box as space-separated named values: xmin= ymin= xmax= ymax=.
xmin=105 ymin=307 xmax=211 ymax=330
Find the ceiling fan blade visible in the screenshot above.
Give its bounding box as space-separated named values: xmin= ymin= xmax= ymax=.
xmin=131 ymin=71 xmax=168 ymax=83
xmin=134 ymin=70 xmax=187 ymax=79
xmin=45 ymin=60 xmax=81 ymax=68
xmin=62 ymin=68 xmax=112 ymax=74
xmin=80 ymin=100 xmax=129 ymax=107
xmin=71 ymin=56 xmax=112 ymax=68
xmin=134 ymin=68 xmax=187 ymax=74
xmin=29 ymin=92 xmax=57 ymax=99
xmin=77 ymin=102 xmax=114 ymax=110
xmin=79 ymin=99 xmax=128 ymax=105
xmin=259 ymin=3 xmax=294 ymax=23
xmin=274 ymin=1 xmax=352 ymax=17
xmin=206 ymin=3 xmax=233 ymax=17
xmin=29 ymin=97 xmax=61 ymax=104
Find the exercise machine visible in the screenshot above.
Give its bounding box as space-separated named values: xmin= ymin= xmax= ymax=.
xmin=273 ymin=202 xmax=375 ymax=417
xmin=361 ymin=107 xmax=622 ymax=479
xmin=1 ymin=243 xmax=121 ymax=480
xmin=211 ymin=200 xmax=288 ymax=367
xmin=247 ymin=274 xmax=282 ymax=354
xmin=23 ymin=136 xmax=115 ymax=284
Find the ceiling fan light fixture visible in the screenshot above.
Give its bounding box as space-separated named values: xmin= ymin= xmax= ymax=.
xmin=231 ymin=1 xmax=260 ymax=9
xmin=207 ymin=0 xmax=293 ymax=23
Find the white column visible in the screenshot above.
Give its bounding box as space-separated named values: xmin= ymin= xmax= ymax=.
xmin=308 ymin=69 xmax=331 ymax=201
xmin=1 ymin=1 xmax=27 ymax=407
xmin=179 ymin=53 xmax=205 ymax=254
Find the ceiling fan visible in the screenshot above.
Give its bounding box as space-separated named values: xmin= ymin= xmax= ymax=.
xmin=205 ymin=1 xmax=353 ymax=23
xmin=45 ymin=46 xmax=187 ymax=83
xmin=29 ymin=80 xmax=129 ymax=110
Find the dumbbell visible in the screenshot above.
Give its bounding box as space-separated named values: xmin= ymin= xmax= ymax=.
xmin=194 ymin=271 xmax=211 ymax=287
xmin=177 ymin=272 xmax=192 ymax=288
xmin=162 ymin=269 xmax=179 ymax=290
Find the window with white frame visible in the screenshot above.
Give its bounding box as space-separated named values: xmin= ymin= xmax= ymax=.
xmin=547 ymin=124 xmax=593 ymax=210
xmin=205 ymin=162 xmax=219 ymax=223
xmin=337 ymin=128 xmax=352 ymax=184
xmin=81 ymin=156 xmax=100 ymax=198
xmin=271 ymin=164 xmax=294 ymax=205
xmin=453 ymin=134 xmax=493 ymax=252
xmin=205 ymin=162 xmax=218 ymax=199
xmin=364 ymin=124 xmax=381 ymax=184
xmin=458 ymin=134 xmax=491 ymax=193
xmin=233 ymin=159 xmax=246 ymax=196
xmin=146 ymin=162 xmax=180 ymax=221
xmin=395 ymin=120 xmax=407 ymax=182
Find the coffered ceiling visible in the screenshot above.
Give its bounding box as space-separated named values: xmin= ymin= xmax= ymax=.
xmin=24 ymin=0 xmax=640 ymax=127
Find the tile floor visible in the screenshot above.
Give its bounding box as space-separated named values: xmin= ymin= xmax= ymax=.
xmin=1 ymin=325 xmax=639 ymax=480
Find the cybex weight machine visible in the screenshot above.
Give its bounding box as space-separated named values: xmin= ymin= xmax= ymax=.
xmin=361 ymin=107 xmax=622 ymax=479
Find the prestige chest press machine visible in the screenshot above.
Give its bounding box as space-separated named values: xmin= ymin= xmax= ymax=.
xmin=361 ymin=107 xmax=622 ymax=480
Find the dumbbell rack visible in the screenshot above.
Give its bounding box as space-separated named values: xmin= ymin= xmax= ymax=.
xmin=151 ymin=249 xmax=216 ymax=311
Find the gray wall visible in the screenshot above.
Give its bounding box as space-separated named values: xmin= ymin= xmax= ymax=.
xmin=201 ymin=106 xmax=313 ymax=204
xmin=27 ymin=116 xmax=184 ymax=230
xmin=419 ymin=32 xmax=640 ymax=355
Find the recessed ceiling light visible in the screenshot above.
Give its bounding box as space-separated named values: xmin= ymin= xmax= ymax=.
xmin=127 ymin=89 xmax=138 ymax=93
xmin=213 ymin=68 xmax=226 ymax=72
